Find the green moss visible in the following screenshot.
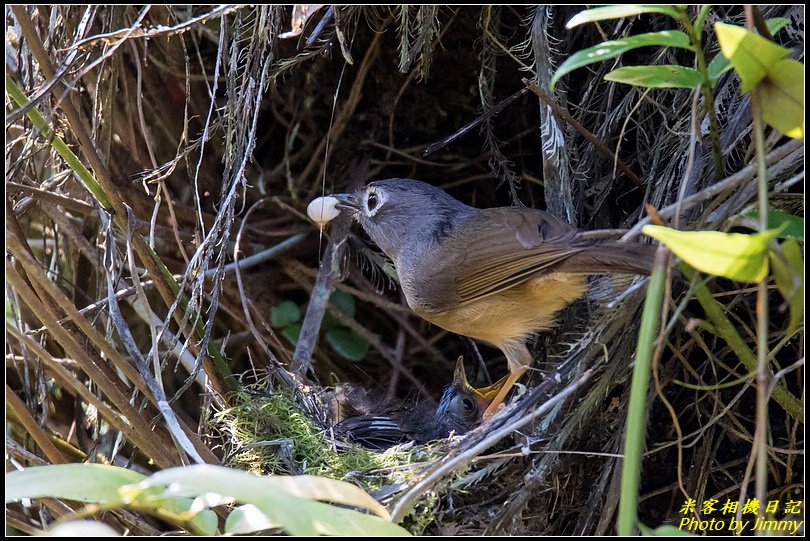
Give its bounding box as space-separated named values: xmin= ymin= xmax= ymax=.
xmin=214 ymin=389 xmax=436 ymax=492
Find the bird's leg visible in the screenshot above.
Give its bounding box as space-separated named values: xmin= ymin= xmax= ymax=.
xmin=481 ymin=369 xmax=526 ymax=420
xmin=481 ymin=341 xmax=532 ymax=421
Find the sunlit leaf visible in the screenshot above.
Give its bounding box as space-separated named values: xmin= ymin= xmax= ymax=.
xmin=325 ymin=327 xmax=369 ymax=361
xmin=770 ymin=239 xmax=804 ymax=335
xmin=6 ymin=464 xmax=217 ymax=536
xmin=605 ymin=65 xmax=702 ymax=89
xmin=551 ymin=31 xmax=692 ymax=89
xmin=270 ymin=301 xmax=300 ymax=327
xmin=225 ymin=504 xmax=282 ymax=535
xmin=567 ymin=5 xmax=682 ymax=28
xmin=129 ymin=465 xmax=409 ymax=536
xmin=643 ymin=225 xmax=781 ymax=282
xmin=6 ymin=464 xmax=145 ymax=504
xmin=708 ymin=18 xmax=791 ymax=83
xmin=714 ymin=22 xmax=790 ymax=92
xmin=759 ymin=58 xmax=804 ymax=139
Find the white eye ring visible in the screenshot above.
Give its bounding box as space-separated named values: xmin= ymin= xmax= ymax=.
xmin=364 ymin=187 xmax=385 ymax=216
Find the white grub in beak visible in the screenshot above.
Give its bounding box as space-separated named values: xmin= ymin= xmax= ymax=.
xmin=307 ymin=196 xmax=343 ymax=226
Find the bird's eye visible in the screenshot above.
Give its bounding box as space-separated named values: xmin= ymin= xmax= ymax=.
xmin=461 ymin=397 xmax=475 ymax=411
xmin=367 ymin=192 xmax=379 ymax=211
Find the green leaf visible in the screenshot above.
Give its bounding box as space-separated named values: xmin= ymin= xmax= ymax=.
xmin=770 ymin=239 xmax=804 ymax=335
xmin=714 ymin=22 xmax=790 ymax=93
xmin=643 ymin=225 xmax=781 ymax=282
xmin=759 ymin=58 xmax=805 ymax=139
xmin=131 ymin=465 xmax=409 ymax=536
xmin=6 ymin=464 xmax=145 ymax=504
xmin=566 ymin=5 xmax=682 ymax=28
xmin=125 ymin=492 xmax=218 ymax=535
xmin=325 ymin=327 xmax=369 ymax=361
xmin=271 ymin=301 xmax=300 ymax=328
xmin=708 ymin=52 xmax=732 ymax=84
xmin=551 ymin=31 xmax=692 ymax=90
xmin=6 ymin=464 xmax=217 ymax=535
xmin=280 ymin=322 xmax=302 ymax=345
xmin=605 ymin=65 xmax=702 ymax=89
xmin=708 ymin=18 xmax=791 ymax=83
xmin=763 ymin=17 xmax=792 ymax=35
xmin=694 ymin=5 xmax=712 ymax=35
xmin=330 ymin=289 xmax=356 ymax=319
xmin=745 ymin=209 xmax=804 ymax=241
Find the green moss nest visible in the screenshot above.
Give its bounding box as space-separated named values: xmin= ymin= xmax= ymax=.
xmin=213 ymin=388 xmax=442 ymax=493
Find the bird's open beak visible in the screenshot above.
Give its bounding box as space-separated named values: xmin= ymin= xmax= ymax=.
xmin=453 ymin=357 xmax=508 ymax=417
xmin=332 ymin=193 xmax=361 ymax=212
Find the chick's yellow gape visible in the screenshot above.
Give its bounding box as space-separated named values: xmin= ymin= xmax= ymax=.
xmin=324 ymin=178 xmax=655 ymax=420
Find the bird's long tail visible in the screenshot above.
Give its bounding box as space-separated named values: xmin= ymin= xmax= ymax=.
xmin=559 ymin=239 xmax=657 ymax=276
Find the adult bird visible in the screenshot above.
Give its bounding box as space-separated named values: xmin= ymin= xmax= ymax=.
xmin=330 ymin=179 xmax=654 ymax=419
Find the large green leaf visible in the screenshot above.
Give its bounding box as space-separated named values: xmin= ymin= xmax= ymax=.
xmin=708 ymin=18 xmax=791 ymax=83
xmin=770 ymin=239 xmax=804 ymax=335
xmin=6 ymin=464 xmax=217 ymax=535
xmin=643 ymin=225 xmax=781 ymax=282
xmin=126 ymin=465 xmax=408 ymax=536
xmin=714 ymin=22 xmax=790 ymax=92
xmin=605 ymin=65 xmax=702 ymax=89
xmin=6 ymin=463 xmax=145 ymax=504
xmin=551 ymin=31 xmax=692 ymax=89
xmin=759 ymin=58 xmax=804 ymax=139
xmin=566 ymin=5 xmax=682 ymax=28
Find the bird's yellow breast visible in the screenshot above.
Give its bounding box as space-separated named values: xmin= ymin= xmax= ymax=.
xmin=415 ymin=273 xmax=587 ymax=348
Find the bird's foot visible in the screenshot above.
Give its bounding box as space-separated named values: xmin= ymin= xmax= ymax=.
xmin=481 ymin=402 xmax=505 ymax=422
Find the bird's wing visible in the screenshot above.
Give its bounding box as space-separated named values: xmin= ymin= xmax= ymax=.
xmin=449 ymin=207 xmax=583 ymax=305
xmin=335 ymin=415 xmax=409 ymax=449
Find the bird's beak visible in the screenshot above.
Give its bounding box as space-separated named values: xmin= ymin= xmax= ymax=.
xmin=453 ymin=357 xmax=507 ymax=416
xmin=332 ymin=193 xmax=361 ymax=212
xmin=471 ymin=375 xmax=509 ymax=405
xmin=453 ymin=356 xmax=469 ymax=387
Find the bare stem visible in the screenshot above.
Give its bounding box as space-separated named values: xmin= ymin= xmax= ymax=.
xmin=750 ymin=84 xmax=770 ymax=527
